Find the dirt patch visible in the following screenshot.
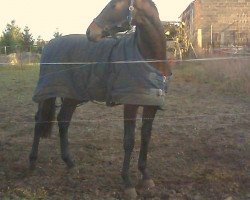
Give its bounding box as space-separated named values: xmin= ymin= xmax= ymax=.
xmin=0 ymin=65 xmax=249 ymax=199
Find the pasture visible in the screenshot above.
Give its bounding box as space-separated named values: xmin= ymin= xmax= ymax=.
xmin=0 ymin=58 xmax=249 ymax=199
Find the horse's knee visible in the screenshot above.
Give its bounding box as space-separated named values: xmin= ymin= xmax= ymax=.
xmin=123 ymin=137 xmax=135 ymax=152
xmin=58 ymin=121 xmax=69 ymax=131
xmin=57 ymin=113 xmax=70 ymax=131
xmin=124 ymin=122 xmax=136 ymax=151
xmin=141 ymin=120 xmax=153 ymax=132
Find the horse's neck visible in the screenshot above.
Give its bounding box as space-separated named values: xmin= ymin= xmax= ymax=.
xmin=135 ymin=16 xmax=170 ymax=76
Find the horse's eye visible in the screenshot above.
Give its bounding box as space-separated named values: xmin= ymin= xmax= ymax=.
xmin=110 ymin=3 xmax=116 ymax=9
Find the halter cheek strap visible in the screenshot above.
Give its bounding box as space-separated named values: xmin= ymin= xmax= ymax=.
xmin=127 ymin=0 xmax=135 ymax=26
xmin=129 ymin=0 xmax=135 ymax=11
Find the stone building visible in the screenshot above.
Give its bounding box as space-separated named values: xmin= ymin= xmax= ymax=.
xmin=180 ymin=0 xmax=250 ymax=53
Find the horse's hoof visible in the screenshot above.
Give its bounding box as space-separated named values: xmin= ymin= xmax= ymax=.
xmin=124 ymin=187 xmax=137 ymax=200
xmin=137 ymin=179 xmax=155 ymax=191
xmin=63 ymin=157 xmax=75 ymax=169
xmin=66 ymin=161 xmax=75 ymax=169
xmin=66 ymin=166 xmax=79 ymax=177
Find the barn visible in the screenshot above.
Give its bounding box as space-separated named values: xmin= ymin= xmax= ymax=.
xmin=180 ymin=0 xmax=250 ymax=54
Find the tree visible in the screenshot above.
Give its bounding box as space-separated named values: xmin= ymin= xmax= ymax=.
xmin=53 ymin=28 xmax=62 ymax=38
xmin=36 ymin=35 xmax=46 ymax=53
xmin=22 ymin=26 xmax=34 ymax=52
xmin=1 ymin=20 xmax=23 ymax=54
xmin=0 ymin=35 xmax=4 ymax=54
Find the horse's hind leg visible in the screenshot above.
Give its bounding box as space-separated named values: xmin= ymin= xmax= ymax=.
xmin=137 ymin=106 xmax=157 ymax=190
xmin=57 ymin=98 xmax=79 ymax=168
xmin=29 ymin=98 xmax=56 ymax=170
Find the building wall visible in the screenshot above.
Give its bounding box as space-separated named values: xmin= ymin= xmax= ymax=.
xmin=180 ymin=0 xmax=250 ymax=52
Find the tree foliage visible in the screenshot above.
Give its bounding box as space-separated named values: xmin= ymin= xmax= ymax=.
xmin=36 ymin=35 xmax=46 ymax=54
xmin=0 ymin=20 xmax=59 ymax=54
xmin=0 ymin=20 xmax=23 ymax=54
xmin=53 ymin=28 xmax=63 ymax=38
xmin=22 ymin=26 xmax=35 ymax=51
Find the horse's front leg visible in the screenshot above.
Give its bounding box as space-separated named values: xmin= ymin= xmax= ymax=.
xmin=122 ymin=104 xmax=139 ymax=199
xmin=137 ymin=105 xmax=157 ymax=190
xmin=57 ymin=98 xmax=79 ymax=168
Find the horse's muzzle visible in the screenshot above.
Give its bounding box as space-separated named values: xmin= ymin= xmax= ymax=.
xmin=86 ymin=21 xmax=103 ymax=42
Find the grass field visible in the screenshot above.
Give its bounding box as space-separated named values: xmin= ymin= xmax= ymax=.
xmin=0 ymin=58 xmax=249 ymax=199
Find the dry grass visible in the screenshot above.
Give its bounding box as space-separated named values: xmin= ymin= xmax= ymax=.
xmin=173 ymin=57 xmax=250 ymax=96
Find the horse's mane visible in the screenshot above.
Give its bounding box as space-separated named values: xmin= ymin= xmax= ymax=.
xmin=147 ymin=0 xmax=158 ymax=13
xmin=148 ymin=0 xmax=157 ymax=8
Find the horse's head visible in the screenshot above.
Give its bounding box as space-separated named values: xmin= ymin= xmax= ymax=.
xmin=87 ymin=0 xmax=160 ymax=42
xmin=86 ymin=0 xmax=136 ymax=41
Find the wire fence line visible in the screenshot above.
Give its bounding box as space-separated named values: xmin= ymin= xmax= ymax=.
xmin=1 ymin=55 xmax=249 ymax=80
xmin=1 ymin=55 xmax=250 ymax=66
xmin=0 ymin=112 xmax=249 ymax=125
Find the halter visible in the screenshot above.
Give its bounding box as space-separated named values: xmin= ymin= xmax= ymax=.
xmin=93 ymin=0 xmax=136 ymax=34
xmin=127 ymin=0 xmax=135 ymax=26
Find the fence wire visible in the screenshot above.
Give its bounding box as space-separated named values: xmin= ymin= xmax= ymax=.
xmin=1 ymin=55 xmax=250 ymax=67
xmin=0 ymin=112 xmax=249 ymax=125
xmin=1 ymin=55 xmax=250 ymax=80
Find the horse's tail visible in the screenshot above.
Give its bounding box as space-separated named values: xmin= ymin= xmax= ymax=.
xmin=35 ymin=98 xmax=56 ymax=138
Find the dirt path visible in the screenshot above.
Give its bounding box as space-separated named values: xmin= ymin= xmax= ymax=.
xmin=0 ymin=69 xmax=249 ymax=199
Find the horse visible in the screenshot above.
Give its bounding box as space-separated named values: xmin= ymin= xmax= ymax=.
xmin=29 ymin=0 xmax=172 ymax=198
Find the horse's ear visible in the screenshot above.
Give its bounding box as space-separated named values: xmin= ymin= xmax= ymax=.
xmin=131 ymin=7 xmax=145 ymax=25
xmin=134 ymin=0 xmax=151 ymax=12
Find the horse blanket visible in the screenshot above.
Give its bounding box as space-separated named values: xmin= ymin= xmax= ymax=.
xmin=33 ymin=33 xmax=167 ymax=108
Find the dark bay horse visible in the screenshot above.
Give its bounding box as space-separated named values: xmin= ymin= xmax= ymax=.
xmin=29 ymin=0 xmax=172 ymax=198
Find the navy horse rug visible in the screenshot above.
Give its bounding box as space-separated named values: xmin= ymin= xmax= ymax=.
xmin=33 ymin=34 xmax=167 ymax=108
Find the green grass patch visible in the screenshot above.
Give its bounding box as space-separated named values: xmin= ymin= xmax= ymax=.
xmin=0 ymin=65 xmax=39 ymax=104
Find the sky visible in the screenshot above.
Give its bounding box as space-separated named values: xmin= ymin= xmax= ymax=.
xmin=0 ymin=0 xmax=193 ymax=41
